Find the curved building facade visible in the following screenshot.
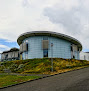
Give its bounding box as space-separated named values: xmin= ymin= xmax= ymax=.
xmin=17 ymin=31 xmax=82 ymax=60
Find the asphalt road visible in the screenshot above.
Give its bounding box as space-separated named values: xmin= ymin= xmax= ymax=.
xmin=1 ymin=67 xmax=89 ymax=91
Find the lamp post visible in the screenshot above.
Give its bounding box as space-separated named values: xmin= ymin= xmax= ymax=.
xmin=51 ymin=43 xmax=53 ymax=72
xmin=0 ymin=53 xmax=1 ymax=61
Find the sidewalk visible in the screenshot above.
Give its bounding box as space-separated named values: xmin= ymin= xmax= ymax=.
xmin=0 ymin=73 xmax=50 ymax=77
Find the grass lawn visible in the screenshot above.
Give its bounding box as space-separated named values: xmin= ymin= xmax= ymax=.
xmin=0 ymin=58 xmax=89 ymax=87
xmin=0 ymin=74 xmax=41 ymax=88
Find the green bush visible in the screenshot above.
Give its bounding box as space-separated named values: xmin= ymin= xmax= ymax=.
xmin=18 ymin=64 xmax=24 ymax=69
xmin=9 ymin=64 xmax=18 ymax=72
xmin=0 ymin=58 xmax=89 ymax=74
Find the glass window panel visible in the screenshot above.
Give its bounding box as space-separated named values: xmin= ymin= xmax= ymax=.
xmin=43 ymin=49 xmax=48 ymax=57
xmin=43 ymin=37 xmax=48 ymax=40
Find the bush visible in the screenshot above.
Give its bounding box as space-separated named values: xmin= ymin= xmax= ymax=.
xmin=0 ymin=58 xmax=89 ymax=74
xmin=9 ymin=64 xmax=18 ymax=72
xmin=18 ymin=64 xmax=24 ymax=69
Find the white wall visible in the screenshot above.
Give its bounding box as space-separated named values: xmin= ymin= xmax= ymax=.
xmin=22 ymin=36 xmax=80 ymax=59
xmin=80 ymin=51 xmax=89 ymax=61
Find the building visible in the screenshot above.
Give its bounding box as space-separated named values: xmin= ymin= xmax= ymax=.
xmin=80 ymin=51 xmax=89 ymax=61
xmin=17 ymin=31 xmax=82 ymax=60
xmin=1 ymin=48 xmax=19 ymax=61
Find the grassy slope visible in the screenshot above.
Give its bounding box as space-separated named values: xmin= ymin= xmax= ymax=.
xmin=0 ymin=74 xmax=40 ymax=87
xmin=0 ymin=58 xmax=89 ymax=74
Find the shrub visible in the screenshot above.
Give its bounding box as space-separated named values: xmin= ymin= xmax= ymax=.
xmin=0 ymin=58 xmax=89 ymax=74
xmin=9 ymin=64 xmax=18 ymax=72
xmin=18 ymin=64 xmax=24 ymax=69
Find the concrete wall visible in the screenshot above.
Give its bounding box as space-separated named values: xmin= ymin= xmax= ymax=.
xmin=1 ymin=51 xmax=19 ymax=61
xmin=80 ymin=51 xmax=89 ymax=61
xmin=22 ymin=36 xmax=80 ymax=59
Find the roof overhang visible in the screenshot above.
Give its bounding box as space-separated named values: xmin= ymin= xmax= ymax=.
xmin=17 ymin=31 xmax=82 ymax=51
xmin=2 ymin=48 xmax=19 ymax=54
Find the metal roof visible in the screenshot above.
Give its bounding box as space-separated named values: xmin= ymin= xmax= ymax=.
xmin=2 ymin=48 xmax=19 ymax=54
xmin=17 ymin=31 xmax=82 ymax=51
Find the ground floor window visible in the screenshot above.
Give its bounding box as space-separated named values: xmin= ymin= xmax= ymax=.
xmin=43 ymin=49 xmax=48 ymax=57
xmin=25 ymin=52 xmax=28 ymax=59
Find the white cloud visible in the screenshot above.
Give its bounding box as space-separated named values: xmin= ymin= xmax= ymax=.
xmin=43 ymin=0 xmax=89 ymax=51
xmin=0 ymin=44 xmax=10 ymax=53
xmin=0 ymin=0 xmax=61 ymax=42
xmin=0 ymin=0 xmax=89 ymax=51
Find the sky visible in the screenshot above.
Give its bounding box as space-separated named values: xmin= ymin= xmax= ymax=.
xmin=0 ymin=0 xmax=89 ymax=53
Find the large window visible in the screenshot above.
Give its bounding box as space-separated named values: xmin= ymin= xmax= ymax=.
xmin=43 ymin=49 xmax=48 ymax=57
xmin=25 ymin=52 xmax=28 ymax=59
xmin=43 ymin=37 xmax=48 ymax=57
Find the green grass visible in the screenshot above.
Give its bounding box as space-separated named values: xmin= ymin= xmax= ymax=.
xmin=0 ymin=74 xmax=41 ymax=87
xmin=0 ymin=58 xmax=89 ymax=74
xmin=0 ymin=58 xmax=89 ymax=87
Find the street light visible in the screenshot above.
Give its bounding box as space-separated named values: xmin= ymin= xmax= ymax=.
xmin=51 ymin=43 xmax=53 ymax=72
xmin=0 ymin=53 xmax=1 ymax=61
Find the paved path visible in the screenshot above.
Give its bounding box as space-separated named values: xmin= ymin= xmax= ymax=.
xmin=1 ymin=67 xmax=89 ymax=91
xmin=0 ymin=73 xmax=50 ymax=77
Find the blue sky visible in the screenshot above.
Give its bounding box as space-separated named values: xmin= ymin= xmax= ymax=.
xmin=0 ymin=39 xmax=19 ymax=53
xmin=0 ymin=0 xmax=89 ymax=53
xmin=0 ymin=39 xmax=19 ymax=48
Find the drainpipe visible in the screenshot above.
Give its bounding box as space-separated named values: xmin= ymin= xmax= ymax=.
xmin=51 ymin=43 xmax=53 ymax=72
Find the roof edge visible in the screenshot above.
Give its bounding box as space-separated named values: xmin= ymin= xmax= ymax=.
xmin=17 ymin=31 xmax=82 ymax=51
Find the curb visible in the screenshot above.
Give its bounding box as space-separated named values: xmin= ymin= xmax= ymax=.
xmin=0 ymin=66 xmax=89 ymax=89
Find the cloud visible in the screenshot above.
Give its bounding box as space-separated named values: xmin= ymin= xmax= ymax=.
xmin=0 ymin=0 xmax=89 ymax=52
xmin=43 ymin=0 xmax=89 ymax=50
xmin=0 ymin=44 xmax=10 ymax=53
xmin=44 ymin=8 xmax=82 ymax=35
xmin=0 ymin=0 xmax=62 ymax=42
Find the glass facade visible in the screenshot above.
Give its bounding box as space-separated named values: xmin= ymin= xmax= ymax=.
xmin=43 ymin=37 xmax=48 ymax=57
xmin=21 ymin=36 xmax=80 ymax=59
xmin=43 ymin=49 xmax=48 ymax=57
xmin=43 ymin=37 xmax=48 ymax=40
